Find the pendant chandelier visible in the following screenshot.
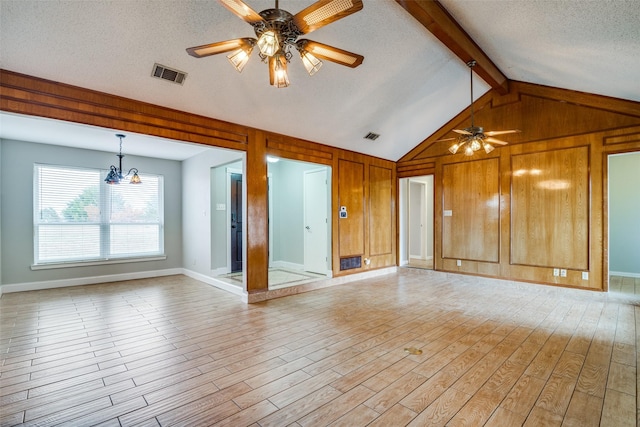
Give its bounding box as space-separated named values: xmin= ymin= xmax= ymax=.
xmin=104 ymin=134 xmax=141 ymax=185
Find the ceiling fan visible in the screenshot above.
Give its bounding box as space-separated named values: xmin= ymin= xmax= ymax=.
xmin=441 ymin=60 xmax=520 ymax=155
xmin=186 ymin=0 xmax=364 ymax=88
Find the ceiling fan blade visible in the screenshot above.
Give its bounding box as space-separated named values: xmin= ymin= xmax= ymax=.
xmin=453 ymin=129 xmax=472 ymax=135
xmin=186 ymin=38 xmax=255 ymax=58
xmin=297 ymin=40 xmax=363 ymax=68
xmin=292 ymin=0 xmax=363 ymax=34
xmin=434 ymin=137 xmax=457 ymax=142
xmin=485 ymin=129 xmax=521 ymax=137
xmin=485 ymin=137 xmax=509 ymax=145
xmin=217 ymin=0 xmax=264 ymax=24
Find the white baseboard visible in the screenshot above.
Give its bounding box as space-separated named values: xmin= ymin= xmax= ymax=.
xmin=0 ymin=265 xmax=397 ymax=304
xmin=272 ymin=261 xmax=304 ymax=271
xmin=182 ymin=269 xmax=245 ymax=299
xmin=0 ymin=268 xmax=183 ymax=294
xmin=211 ymin=267 xmax=229 ymax=276
xmin=610 ymin=271 xmax=640 ymax=278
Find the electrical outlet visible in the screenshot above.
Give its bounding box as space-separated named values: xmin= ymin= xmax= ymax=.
xmin=553 ymin=268 xmax=559 ymax=277
xmin=582 ymin=271 xmax=589 ymax=280
xmin=456 ymin=260 xmax=462 ymax=267
xmin=560 ymin=269 xmax=567 ymax=277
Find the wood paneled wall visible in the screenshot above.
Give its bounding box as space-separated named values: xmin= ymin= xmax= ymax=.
xmin=510 ymin=146 xmax=589 ymax=270
xmin=0 ymin=70 xmax=396 ymax=298
xmin=399 ymin=80 xmax=640 ymax=291
xmin=337 ymin=159 xmax=365 ymax=257
xmin=442 ymin=158 xmax=500 ymax=263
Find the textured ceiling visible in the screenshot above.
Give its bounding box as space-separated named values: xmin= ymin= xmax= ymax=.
xmin=1 ymin=0 xmax=638 ymax=162
xmin=439 ymin=0 xmax=640 ymax=103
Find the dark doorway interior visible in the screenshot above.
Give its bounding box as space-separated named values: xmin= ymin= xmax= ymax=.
xmin=230 ymin=173 xmax=243 ymax=273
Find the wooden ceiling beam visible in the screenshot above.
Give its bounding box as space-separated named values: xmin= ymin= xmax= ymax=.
xmin=396 ymin=0 xmax=509 ymax=94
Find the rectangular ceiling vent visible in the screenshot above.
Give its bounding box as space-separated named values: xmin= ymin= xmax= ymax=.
xmin=151 ymin=63 xmax=187 ymax=85
xmin=364 ymin=132 xmax=380 ymax=141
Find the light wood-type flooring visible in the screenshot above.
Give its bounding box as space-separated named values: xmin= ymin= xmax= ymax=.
xmin=1 ymin=270 xmax=638 ymax=426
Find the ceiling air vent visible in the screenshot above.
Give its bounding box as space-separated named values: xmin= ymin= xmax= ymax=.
xmin=364 ymin=132 xmax=380 ymax=141
xmin=151 ymin=63 xmax=187 ymax=85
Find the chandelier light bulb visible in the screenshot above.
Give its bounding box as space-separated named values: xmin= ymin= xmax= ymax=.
xmin=470 ymin=138 xmax=481 ymax=152
xmin=227 ymin=46 xmax=253 ymax=72
xmin=448 ymin=143 xmax=460 ymax=154
xmin=483 ymin=142 xmax=495 ymax=154
xmin=300 ymin=50 xmax=323 ymax=76
xmin=464 ymin=144 xmax=474 ymax=156
xmin=257 ymin=30 xmax=279 ymax=57
xmin=273 ymin=55 xmax=290 ymax=88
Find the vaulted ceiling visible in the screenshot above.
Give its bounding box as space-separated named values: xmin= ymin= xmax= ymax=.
xmin=1 ymin=0 xmax=639 ymax=161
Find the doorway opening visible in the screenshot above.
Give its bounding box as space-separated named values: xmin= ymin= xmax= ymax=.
xmin=607 ymin=151 xmax=640 ymax=295
xmin=399 ymin=175 xmax=434 ymax=269
xmin=267 ymin=158 xmax=332 ymax=289
xmin=229 ymin=172 xmax=243 ymax=272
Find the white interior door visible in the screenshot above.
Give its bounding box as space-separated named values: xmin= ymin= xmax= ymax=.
xmin=304 ymin=169 xmax=328 ymax=274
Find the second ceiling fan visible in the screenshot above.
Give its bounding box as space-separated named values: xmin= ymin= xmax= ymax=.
xmin=187 ymin=0 xmax=364 ymax=88
xmin=441 ymin=60 xmax=520 ymax=155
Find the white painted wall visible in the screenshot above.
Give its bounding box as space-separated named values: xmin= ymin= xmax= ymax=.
xmin=182 ymin=149 xmax=242 ymax=277
xmin=609 ymin=152 xmax=640 ymax=276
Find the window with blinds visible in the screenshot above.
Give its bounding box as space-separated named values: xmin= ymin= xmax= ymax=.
xmin=34 ymin=164 xmax=164 ymax=265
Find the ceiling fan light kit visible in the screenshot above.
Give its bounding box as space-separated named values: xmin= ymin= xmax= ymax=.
xmin=187 ymin=0 xmax=364 ymax=88
xmin=227 ymin=43 xmax=254 ymax=72
xmin=443 ymin=60 xmax=520 ymax=156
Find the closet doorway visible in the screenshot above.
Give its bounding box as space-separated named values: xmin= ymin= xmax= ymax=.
xmin=400 ymin=176 xmax=434 ymax=269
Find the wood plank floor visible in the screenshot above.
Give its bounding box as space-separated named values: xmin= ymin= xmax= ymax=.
xmin=1 ymin=270 xmax=638 ymax=426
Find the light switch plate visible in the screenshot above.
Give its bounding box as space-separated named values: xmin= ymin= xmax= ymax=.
xmin=456 ymin=259 xmax=462 ymax=267
xmin=444 ymin=210 xmax=453 ymax=217
xmin=582 ymin=272 xmax=589 ymax=280
xmin=560 ymin=269 xmax=567 ymax=277
xmin=553 ymin=268 xmax=559 ymax=277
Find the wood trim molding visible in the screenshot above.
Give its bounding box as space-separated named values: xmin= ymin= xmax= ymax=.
xmin=0 ymin=69 xmax=249 ymax=150
xmin=395 ymin=0 xmax=508 ymax=94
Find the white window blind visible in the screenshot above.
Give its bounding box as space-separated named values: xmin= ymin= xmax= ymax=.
xmin=34 ymin=164 xmax=164 ymax=265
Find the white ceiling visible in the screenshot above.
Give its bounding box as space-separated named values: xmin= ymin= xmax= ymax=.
xmin=1 ymin=1 xmax=638 ymax=162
